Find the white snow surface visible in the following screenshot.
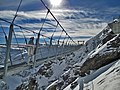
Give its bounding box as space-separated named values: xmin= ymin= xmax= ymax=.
xmin=83 ymin=60 xmax=120 ymax=90
xmin=4 ymin=76 xmax=22 ymax=90
xmin=0 ymin=27 xmax=120 ymax=90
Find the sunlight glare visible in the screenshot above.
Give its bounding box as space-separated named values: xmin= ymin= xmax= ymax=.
xmin=50 ymin=0 xmax=63 ymax=7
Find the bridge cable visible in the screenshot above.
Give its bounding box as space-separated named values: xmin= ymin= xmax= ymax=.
xmin=19 ymin=27 xmax=27 ymax=44
xmin=62 ymin=34 xmax=67 ymax=46
xmin=57 ymin=30 xmax=63 ymax=45
xmin=33 ymin=10 xmax=49 ymax=67
xmin=50 ymin=23 xmax=58 ymax=46
xmin=0 ymin=18 xmax=65 ymax=46
xmin=0 ymin=23 xmax=13 ymax=65
xmin=0 ymin=23 xmax=8 ymax=44
xmin=34 ymin=10 xmax=49 ymax=55
xmin=40 ymin=0 xmax=77 ymax=45
xmin=12 ymin=0 xmax=25 ymax=61
xmin=13 ymin=30 xmax=25 ymax=61
xmin=4 ymin=0 xmax=23 ymax=76
xmin=65 ymin=37 xmax=69 ymax=45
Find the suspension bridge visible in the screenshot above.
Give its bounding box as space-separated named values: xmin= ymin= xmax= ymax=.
xmin=0 ymin=0 xmax=83 ymax=78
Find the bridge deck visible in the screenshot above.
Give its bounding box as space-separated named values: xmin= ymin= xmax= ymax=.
xmin=0 ymin=45 xmax=81 ymax=78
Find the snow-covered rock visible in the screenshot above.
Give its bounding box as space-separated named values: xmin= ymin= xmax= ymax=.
xmin=83 ymin=59 xmax=120 ymax=90
xmin=1 ymin=20 xmax=120 ymax=90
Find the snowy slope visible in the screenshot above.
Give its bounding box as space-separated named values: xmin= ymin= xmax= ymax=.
xmin=44 ymin=23 xmax=120 ymax=89
xmin=83 ymin=59 xmax=120 ymax=90
xmin=0 ymin=20 xmax=120 ymax=90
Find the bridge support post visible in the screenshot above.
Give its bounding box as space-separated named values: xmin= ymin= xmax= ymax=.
xmin=33 ymin=33 xmax=40 ymax=68
xmin=4 ymin=24 xmax=13 ymax=77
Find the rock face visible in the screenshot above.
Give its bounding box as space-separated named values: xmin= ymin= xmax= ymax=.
xmin=108 ymin=20 xmax=120 ymax=34
xmin=16 ymin=77 xmax=39 ymax=90
xmin=80 ymin=33 xmax=120 ymax=76
xmin=80 ymin=51 xmax=120 ymax=76
xmin=101 ymin=30 xmax=115 ymax=44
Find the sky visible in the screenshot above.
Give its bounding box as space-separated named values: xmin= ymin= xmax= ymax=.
xmin=0 ymin=0 xmax=120 ymax=44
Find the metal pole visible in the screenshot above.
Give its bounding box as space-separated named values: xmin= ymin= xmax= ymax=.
xmin=4 ymin=24 xmax=13 ymax=77
xmin=33 ymin=33 xmax=40 ymax=68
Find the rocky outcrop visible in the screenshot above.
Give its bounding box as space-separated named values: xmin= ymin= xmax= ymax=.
xmin=16 ymin=77 xmax=39 ymax=90
xmin=101 ymin=30 xmax=115 ymax=44
xmin=80 ymin=51 xmax=120 ymax=76
xmin=80 ymin=34 xmax=120 ymax=76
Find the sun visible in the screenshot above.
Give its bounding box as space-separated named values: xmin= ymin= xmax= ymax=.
xmin=49 ymin=0 xmax=63 ymax=7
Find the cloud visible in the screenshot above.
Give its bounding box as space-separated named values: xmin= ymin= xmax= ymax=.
xmin=0 ymin=8 xmax=112 ymax=43
xmin=0 ymin=0 xmax=50 ymax=11
xmin=0 ymin=0 xmax=120 ymax=44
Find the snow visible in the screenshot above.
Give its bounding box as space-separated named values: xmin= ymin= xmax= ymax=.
xmin=63 ymin=60 xmax=119 ymax=90
xmin=63 ymin=85 xmax=71 ymax=90
xmin=0 ymin=45 xmax=78 ymax=66
xmin=90 ymin=34 xmax=119 ymax=58
xmin=36 ymin=76 xmax=49 ymax=88
xmin=49 ymin=60 xmax=67 ymax=80
xmin=91 ymin=60 xmax=120 ymax=90
xmin=0 ymin=65 xmax=4 ymax=68
xmin=73 ymin=85 xmax=79 ymax=90
xmin=83 ymin=61 xmax=117 ymax=83
xmin=45 ymin=80 xmax=58 ymax=90
xmin=44 ymin=27 xmax=119 ymax=89
xmin=4 ymin=76 xmax=22 ymax=90
xmin=83 ymin=60 xmax=120 ymax=90
xmin=0 ymin=24 xmax=120 ymax=90
xmin=63 ymin=78 xmax=79 ymax=90
xmin=0 ymin=79 xmax=8 ymax=90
